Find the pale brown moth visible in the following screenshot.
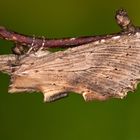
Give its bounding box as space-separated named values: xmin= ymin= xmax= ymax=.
xmin=0 ymin=9 xmax=140 ymax=102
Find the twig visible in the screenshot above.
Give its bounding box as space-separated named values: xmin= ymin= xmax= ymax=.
xmin=0 ymin=9 xmax=137 ymax=50
xmin=0 ymin=26 xmax=113 ymax=48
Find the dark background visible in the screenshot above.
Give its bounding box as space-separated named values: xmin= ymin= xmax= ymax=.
xmin=0 ymin=0 xmax=140 ymax=140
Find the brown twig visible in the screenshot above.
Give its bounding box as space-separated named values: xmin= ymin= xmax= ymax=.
xmin=0 ymin=9 xmax=137 ymax=51
xmin=0 ymin=26 xmax=115 ymax=49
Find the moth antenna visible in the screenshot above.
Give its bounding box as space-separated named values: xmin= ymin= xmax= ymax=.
xmin=27 ymin=35 xmax=36 ymax=54
xmin=31 ymin=34 xmax=36 ymax=47
xmin=41 ymin=36 xmax=45 ymax=47
xmin=36 ymin=36 xmax=46 ymax=52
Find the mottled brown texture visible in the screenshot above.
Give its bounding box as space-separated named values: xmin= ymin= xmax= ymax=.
xmin=0 ymin=9 xmax=140 ymax=102
xmin=6 ymin=32 xmax=140 ymax=102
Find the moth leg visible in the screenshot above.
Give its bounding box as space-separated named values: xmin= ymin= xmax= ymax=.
xmin=26 ymin=35 xmax=37 ymax=54
xmin=82 ymin=92 xmax=110 ymax=102
xmin=37 ymin=36 xmax=46 ymax=51
xmin=32 ymin=36 xmax=51 ymax=57
xmin=26 ymin=35 xmax=47 ymax=55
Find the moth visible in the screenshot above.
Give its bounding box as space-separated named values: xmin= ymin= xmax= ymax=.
xmin=0 ymin=9 xmax=140 ymax=102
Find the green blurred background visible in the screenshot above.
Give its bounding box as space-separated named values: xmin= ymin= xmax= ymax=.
xmin=0 ymin=0 xmax=140 ymax=140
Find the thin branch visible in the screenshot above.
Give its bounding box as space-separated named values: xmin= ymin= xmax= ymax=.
xmin=0 ymin=26 xmax=116 ymax=49
xmin=0 ymin=9 xmax=137 ymax=51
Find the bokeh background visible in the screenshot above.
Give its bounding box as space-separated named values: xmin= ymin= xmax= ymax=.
xmin=0 ymin=0 xmax=140 ymax=140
